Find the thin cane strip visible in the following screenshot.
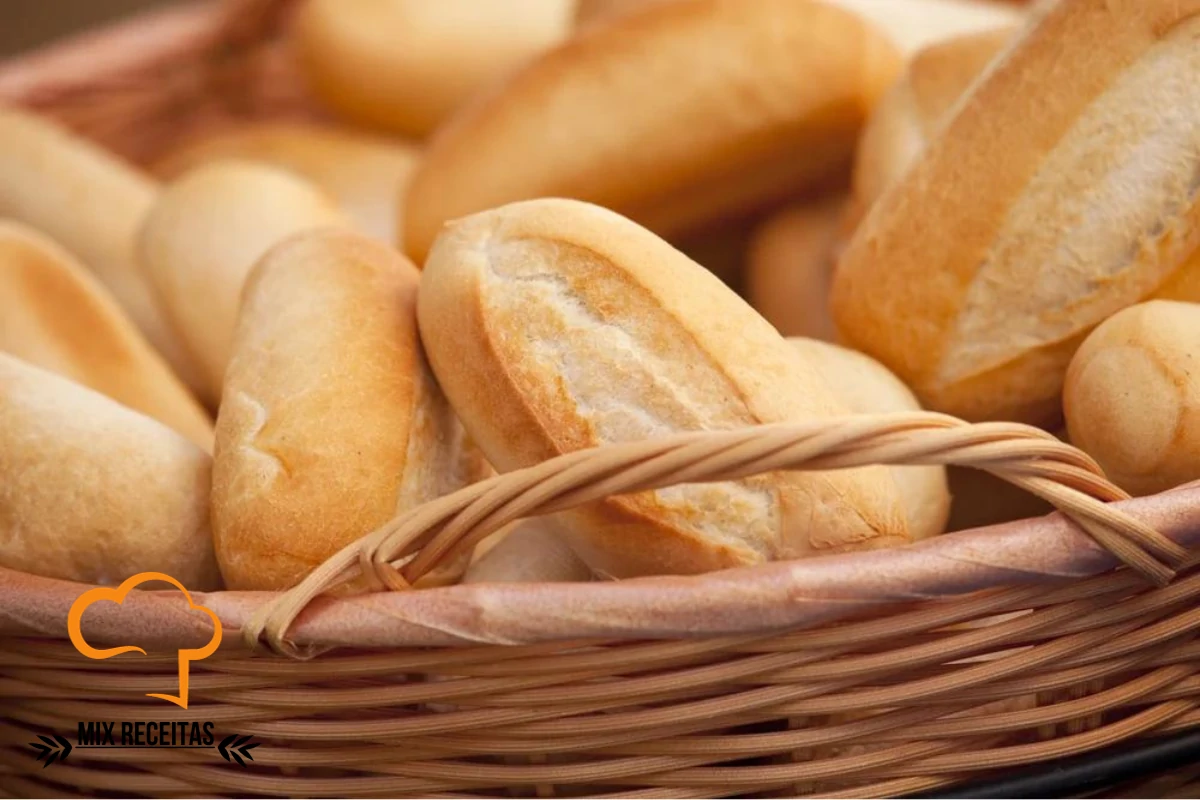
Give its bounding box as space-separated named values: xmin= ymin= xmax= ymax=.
xmin=1055 ymin=606 xmax=1200 ymax=668
xmin=0 ymin=751 xmax=203 ymax=794
xmin=0 ymin=699 xmax=285 ymax=729
xmin=820 ymin=775 xmax=960 ymax=799
xmin=0 ymin=667 xmax=281 ymax=693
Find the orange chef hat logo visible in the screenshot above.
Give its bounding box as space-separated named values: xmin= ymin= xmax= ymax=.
xmin=67 ymin=572 xmax=222 ymax=709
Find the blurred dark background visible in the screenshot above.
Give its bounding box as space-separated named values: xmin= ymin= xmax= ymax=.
xmin=1 ymin=0 xmax=176 ymax=56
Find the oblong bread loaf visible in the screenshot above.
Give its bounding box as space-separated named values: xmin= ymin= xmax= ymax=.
xmin=403 ymin=0 xmax=903 ymax=262
xmin=0 ymin=221 xmax=212 ymax=450
xmin=0 ymin=106 xmax=198 ymax=387
xmin=464 ymin=520 xmax=594 ymax=585
xmin=293 ymin=0 xmax=575 ymax=138
xmin=833 ymin=0 xmax=1200 ymax=425
xmin=850 ymin=27 xmax=1015 ymax=224
xmin=788 ymin=338 xmax=950 ymax=540
xmin=0 ymin=353 xmax=217 ymax=589
xmin=213 ymin=229 xmax=486 ymax=591
xmin=1064 ymin=300 xmax=1200 ymax=497
xmin=746 ymin=196 xmax=846 ymax=341
xmin=138 ymin=161 xmax=348 ymax=406
xmin=151 ymin=123 xmax=421 ymax=246
xmin=418 ymin=198 xmax=909 ymax=579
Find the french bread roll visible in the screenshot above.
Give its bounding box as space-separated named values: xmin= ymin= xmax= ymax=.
xmin=212 ymin=229 xmax=486 ymax=591
xmin=403 ymin=0 xmax=903 ymax=263
xmin=746 ymin=196 xmax=846 ymax=341
xmin=850 ymin=27 xmax=1014 ymax=224
xmin=0 ymin=353 xmax=218 ymax=589
xmin=293 ymin=0 xmax=575 ymax=139
xmin=788 ymin=338 xmax=950 ymax=539
xmin=833 ymin=0 xmax=1200 ymax=426
xmin=0 ymin=221 xmax=213 ymax=450
xmin=0 ymin=106 xmax=198 ymax=388
xmin=463 ymin=521 xmax=594 ymax=584
xmin=1064 ymin=301 xmax=1200 ymax=497
xmin=138 ymin=161 xmax=348 ymax=406
xmin=152 ymin=123 xmax=421 ymax=246
xmin=418 ymin=198 xmax=910 ymax=579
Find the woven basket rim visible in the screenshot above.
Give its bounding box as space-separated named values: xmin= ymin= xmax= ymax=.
xmin=4 ymin=477 xmax=1198 ymax=652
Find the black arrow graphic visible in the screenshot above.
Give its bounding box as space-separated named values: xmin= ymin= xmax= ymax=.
xmin=217 ymin=733 xmax=259 ymax=767
xmin=28 ymin=733 xmax=72 ymax=768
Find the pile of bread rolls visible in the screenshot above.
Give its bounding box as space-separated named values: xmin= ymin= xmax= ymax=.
xmin=0 ymin=0 xmax=1191 ymax=595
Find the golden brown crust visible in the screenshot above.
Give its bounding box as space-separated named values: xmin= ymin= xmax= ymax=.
xmin=0 ymin=221 xmax=213 ymax=449
xmin=0 ymin=353 xmax=217 ymax=589
xmin=0 ymin=106 xmax=200 ymax=388
xmin=833 ymin=0 xmax=1200 ymax=425
xmin=212 ymin=229 xmax=477 ymax=591
xmin=1064 ymin=300 xmax=1200 ymax=497
xmin=746 ymin=196 xmax=846 ymax=340
xmin=419 ymin=198 xmax=909 ymax=579
xmin=849 ymin=27 xmax=1014 ymax=224
xmin=404 ymin=0 xmax=902 ymax=262
xmin=293 ymin=0 xmax=574 ymax=138
xmin=138 ymin=161 xmax=348 ymax=406
xmin=151 ymin=122 xmax=421 ymax=246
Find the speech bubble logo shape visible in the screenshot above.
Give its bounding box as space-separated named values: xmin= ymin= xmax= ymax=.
xmin=68 ymin=572 xmax=222 ymax=709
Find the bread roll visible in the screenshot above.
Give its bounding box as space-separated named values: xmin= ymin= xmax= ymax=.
xmin=0 ymin=353 xmax=217 ymax=589
xmin=0 ymin=221 xmax=212 ymax=450
xmin=138 ymin=161 xmax=348 ymax=406
xmin=419 ymin=198 xmax=909 ymax=579
xmin=746 ymin=196 xmax=845 ymax=340
xmin=0 ymin=106 xmax=198 ymax=387
xmin=293 ymin=0 xmax=575 ymax=139
xmin=152 ymin=123 xmax=421 ymax=246
xmin=212 ymin=229 xmax=486 ymax=591
xmin=789 ymin=338 xmax=950 ymax=539
xmin=1064 ymin=301 xmax=1200 ymax=497
xmin=833 ymin=0 xmax=1200 ymax=426
xmin=463 ymin=520 xmax=594 ymax=584
xmin=850 ymin=27 xmax=1014 ymax=224
xmin=404 ymin=0 xmax=903 ymax=263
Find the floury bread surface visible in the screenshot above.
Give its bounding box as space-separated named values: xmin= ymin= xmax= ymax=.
xmin=418 ymin=199 xmax=909 ymax=579
xmin=834 ymin=0 xmax=1200 ymax=425
xmin=0 ymin=221 xmax=213 ymax=450
xmin=0 ymin=354 xmax=218 ymax=589
xmin=212 ymin=229 xmax=486 ymax=591
xmin=404 ymin=0 xmax=903 ymax=262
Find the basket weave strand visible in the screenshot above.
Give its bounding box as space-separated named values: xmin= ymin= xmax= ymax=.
xmin=244 ymin=412 xmax=1185 ymax=656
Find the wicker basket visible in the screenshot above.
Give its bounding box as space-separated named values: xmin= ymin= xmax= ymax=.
xmin=2 ymin=1 xmax=1199 ymax=797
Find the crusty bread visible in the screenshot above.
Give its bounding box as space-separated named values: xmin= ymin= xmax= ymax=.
xmin=293 ymin=0 xmax=574 ymax=139
xmin=152 ymin=122 xmax=421 ymax=246
xmin=850 ymin=27 xmax=1014 ymax=225
xmin=212 ymin=229 xmax=487 ymax=591
xmin=833 ymin=0 xmax=1200 ymax=426
xmin=0 ymin=106 xmax=199 ymax=388
xmin=788 ymin=338 xmax=950 ymax=539
xmin=746 ymin=196 xmax=846 ymax=341
xmin=419 ymin=198 xmax=909 ymax=579
xmin=0 ymin=353 xmax=218 ymax=589
xmin=1064 ymin=300 xmax=1200 ymax=497
xmin=404 ymin=0 xmax=902 ymax=262
xmin=0 ymin=221 xmax=213 ymax=450
xmin=138 ymin=161 xmax=348 ymax=406
xmin=464 ymin=520 xmax=594 ymax=584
